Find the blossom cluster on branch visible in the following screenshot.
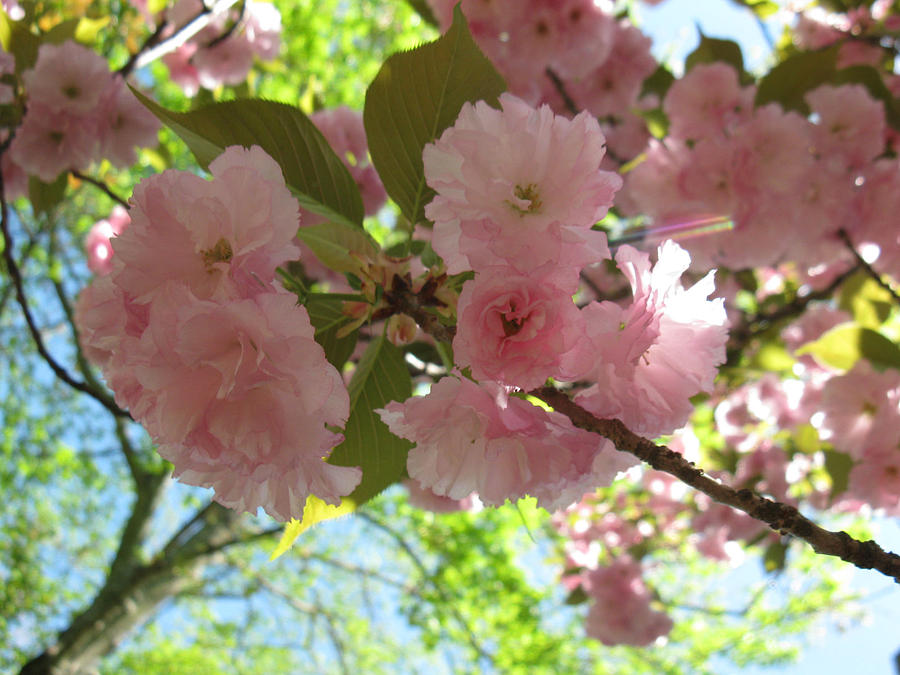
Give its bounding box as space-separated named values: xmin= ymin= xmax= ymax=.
xmin=3 ymin=0 xmax=900 ymax=660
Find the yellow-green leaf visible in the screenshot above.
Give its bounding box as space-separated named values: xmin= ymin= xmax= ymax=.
xmin=74 ymin=16 xmax=111 ymax=44
xmin=796 ymin=322 xmax=900 ymax=371
xmin=270 ymin=496 xmax=358 ymax=560
xmin=839 ymin=269 xmax=894 ymax=328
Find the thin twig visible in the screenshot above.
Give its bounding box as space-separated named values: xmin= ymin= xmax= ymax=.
xmin=545 ymin=67 xmax=579 ymax=117
xmin=356 ymin=510 xmax=494 ymax=664
xmin=204 ymin=0 xmax=246 ymax=49
xmin=71 ymin=171 xmax=130 ymax=210
xmin=532 ymin=386 xmax=900 ymax=584
xmin=0 ymin=151 xmax=130 ymax=418
xmin=725 ymin=262 xmax=859 ymax=365
xmin=117 ymin=18 xmax=170 ymax=77
xmin=838 ymin=228 xmax=900 ymax=305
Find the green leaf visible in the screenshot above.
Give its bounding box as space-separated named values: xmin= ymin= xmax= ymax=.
xmin=839 ymin=270 xmax=894 ymax=328
xmin=823 ymin=449 xmax=854 ymax=501
xmin=28 ymin=174 xmax=67 ymax=215
xmin=74 ymin=16 xmax=111 ymax=44
xmin=42 ymin=18 xmax=80 ymax=45
xmin=796 ymin=323 xmax=900 ymax=372
xmin=640 ymin=64 xmax=676 ymax=101
xmin=305 ymin=293 xmax=358 ymax=369
xmin=755 ymin=46 xmax=839 ymax=113
xmin=270 ymin=497 xmax=358 ymax=560
xmin=364 ymin=4 xmax=505 ymax=226
xmin=749 ymin=342 xmax=795 ymax=374
xmin=296 ymin=221 xmax=379 ymax=274
xmin=564 ymin=586 xmax=589 ymax=606
xmin=685 ymin=33 xmax=746 ymax=80
xmin=730 ymin=0 xmax=780 ymax=18
xmin=0 ymin=11 xmax=39 ymax=73
xmin=131 ymin=90 xmax=365 ymax=228
xmin=636 ymin=107 xmax=669 ymax=139
xmin=328 ymin=336 xmax=413 ymax=505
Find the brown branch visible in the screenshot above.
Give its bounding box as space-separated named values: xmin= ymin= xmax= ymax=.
xmin=203 ymin=0 xmax=246 ymax=50
xmin=725 ymin=262 xmax=858 ymax=365
xmin=117 ymin=18 xmax=170 ymax=77
xmin=838 ymin=228 xmax=900 ymax=305
xmin=532 ymin=386 xmax=900 ymax=584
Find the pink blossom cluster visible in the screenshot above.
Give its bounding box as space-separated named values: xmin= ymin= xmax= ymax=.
xmin=380 ymin=93 xmax=728 ymax=522
xmin=622 ymin=63 xmax=897 ymax=275
xmin=426 ymin=0 xmax=658 ymax=166
xmin=689 ymin=294 xmax=900 ymax=531
xmin=816 ymin=362 xmax=900 ymax=515
xmin=380 ymin=376 xmax=635 ymax=511
xmin=8 ymin=41 xmax=159 ymax=183
xmin=310 ymin=106 xmax=387 ymax=219
xmin=75 ymin=145 xmax=359 ymax=521
xmin=553 ymin=485 xmax=677 ymax=645
xmin=583 ymin=557 xmax=674 ymax=646
xmin=160 ymin=0 xmax=281 ymax=95
xmin=0 ymin=48 xmax=26 ymax=200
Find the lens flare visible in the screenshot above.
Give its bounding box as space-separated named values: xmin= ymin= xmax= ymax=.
xmin=608 ymin=215 xmax=734 ymax=249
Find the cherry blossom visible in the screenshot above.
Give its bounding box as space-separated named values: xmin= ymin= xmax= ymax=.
xmin=76 ymin=145 xmax=356 ymax=520
xmin=379 ymin=376 xmax=635 ymax=511
xmin=583 ymin=557 xmax=673 ymax=646
xmin=112 ymin=145 xmax=301 ymax=303
xmin=576 ymin=241 xmax=729 ymax=438
xmin=453 ymin=265 xmax=588 ymax=390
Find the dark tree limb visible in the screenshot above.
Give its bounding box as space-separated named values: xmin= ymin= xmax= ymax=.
xmin=18 ymin=501 xmax=275 ymax=675
xmin=532 ymin=386 xmax=900 ymax=584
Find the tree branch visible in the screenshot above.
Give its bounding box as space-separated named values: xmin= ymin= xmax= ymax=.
xmin=382 ymin=277 xmax=456 ymax=343
xmin=838 ymin=228 xmax=900 ymax=305
xmin=356 ymin=510 xmax=494 ymax=664
xmin=126 ymin=0 xmax=242 ymax=73
xmin=532 ymin=386 xmax=900 ymax=584
xmin=19 ymin=500 xmax=275 ymax=675
xmin=725 ymin=262 xmax=858 ymax=365
xmin=71 ymin=171 xmax=130 ymax=210
xmin=545 ymin=67 xmax=579 ymax=117
xmin=0 ymin=150 xmax=130 ymax=418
